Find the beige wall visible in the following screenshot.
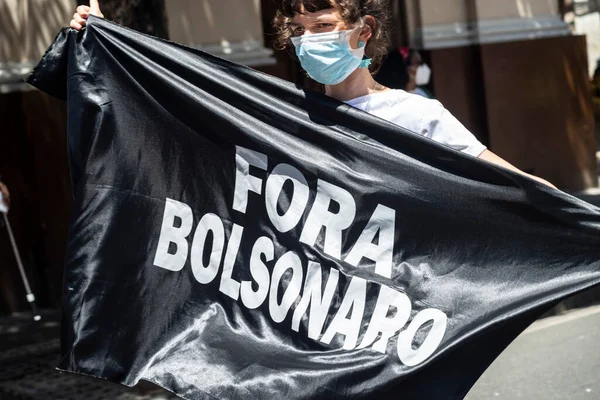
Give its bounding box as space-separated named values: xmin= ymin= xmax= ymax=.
xmin=0 ymin=0 xmax=268 ymax=60
xmin=415 ymin=0 xmax=560 ymax=27
xmin=403 ymin=0 xmax=421 ymax=44
xmin=476 ymin=0 xmax=558 ymax=20
xmin=166 ymin=0 xmax=263 ymax=46
xmin=407 ymin=0 xmax=568 ymax=49
xmin=0 ymin=0 xmax=72 ymax=63
xmin=419 ymin=0 xmax=469 ymax=26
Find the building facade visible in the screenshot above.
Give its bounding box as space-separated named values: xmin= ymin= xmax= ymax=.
xmin=403 ymin=0 xmax=596 ymax=192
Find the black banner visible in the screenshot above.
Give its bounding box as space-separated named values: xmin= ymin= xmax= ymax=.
xmin=28 ymin=16 xmax=600 ymax=400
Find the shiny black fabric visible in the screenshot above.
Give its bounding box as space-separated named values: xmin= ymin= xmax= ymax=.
xmin=28 ymin=17 xmax=600 ymax=400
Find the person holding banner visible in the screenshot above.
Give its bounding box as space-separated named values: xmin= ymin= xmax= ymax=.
xmin=70 ymin=0 xmax=554 ymax=189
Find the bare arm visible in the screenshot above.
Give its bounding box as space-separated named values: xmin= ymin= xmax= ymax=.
xmin=478 ymin=149 xmax=557 ymax=189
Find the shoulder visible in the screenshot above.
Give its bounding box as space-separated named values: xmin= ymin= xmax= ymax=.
xmin=354 ymin=89 xmax=446 ymax=132
xmin=388 ymin=90 xmax=450 ymax=130
xmin=383 ymin=89 xmax=445 ymax=115
xmin=372 ymin=91 xmax=485 ymax=156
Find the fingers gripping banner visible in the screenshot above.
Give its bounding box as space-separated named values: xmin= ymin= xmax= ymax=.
xmin=28 ymin=17 xmax=600 ymax=400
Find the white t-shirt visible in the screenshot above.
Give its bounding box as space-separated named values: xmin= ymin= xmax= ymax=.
xmin=345 ymin=89 xmax=486 ymax=157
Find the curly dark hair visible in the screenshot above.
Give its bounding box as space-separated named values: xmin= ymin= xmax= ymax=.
xmin=273 ymin=0 xmax=392 ymax=72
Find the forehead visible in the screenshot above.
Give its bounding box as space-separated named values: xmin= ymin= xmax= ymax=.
xmin=289 ymin=8 xmax=341 ymax=26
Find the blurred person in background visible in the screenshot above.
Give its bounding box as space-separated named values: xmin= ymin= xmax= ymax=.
xmin=404 ymin=48 xmax=434 ymax=99
xmin=0 ymin=181 xmax=9 ymax=213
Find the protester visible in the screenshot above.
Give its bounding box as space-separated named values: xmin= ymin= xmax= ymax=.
xmin=0 ymin=181 xmax=9 ymax=213
xmin=70 ymin=0 xmax=554 ymax=188
xmin=403 ymin=49 xmax=434 ymax=99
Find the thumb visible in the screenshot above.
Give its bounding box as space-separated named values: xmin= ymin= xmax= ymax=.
xmin=89 ymin=0 xmax=103 ymax=16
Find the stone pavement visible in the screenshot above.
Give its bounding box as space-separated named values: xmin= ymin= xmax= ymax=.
xmin=467 ymin=305 xmax=600 ymax=399
xmin=0 ymin=310 xmax=177 ymax=400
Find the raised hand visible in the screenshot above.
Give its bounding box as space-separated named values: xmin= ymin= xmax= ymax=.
xmin=70 ymin=0 xmax=104 ymax=31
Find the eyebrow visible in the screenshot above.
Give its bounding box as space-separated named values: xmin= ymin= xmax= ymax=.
xmin=289 ymin=16 xmax=337 ymax=27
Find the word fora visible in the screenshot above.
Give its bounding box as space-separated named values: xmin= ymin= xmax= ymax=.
xmin=152 ymin=145 xmax=447 ymax=367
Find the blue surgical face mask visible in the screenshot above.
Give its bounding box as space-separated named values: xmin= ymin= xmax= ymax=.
xmin=291 ymin=28 xmax=371 ymax=85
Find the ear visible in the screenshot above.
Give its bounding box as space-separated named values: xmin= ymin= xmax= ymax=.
xmin=359 ymin=15 xmax=376 ymax=42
